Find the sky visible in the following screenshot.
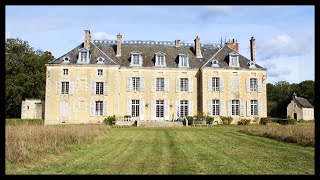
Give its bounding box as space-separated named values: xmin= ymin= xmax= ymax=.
xmin=5 ymin=5 xmax=314 ymax=84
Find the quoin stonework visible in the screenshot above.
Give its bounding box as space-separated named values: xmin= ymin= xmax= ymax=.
xmin=44 ymin=30 xmax=267 ymax=125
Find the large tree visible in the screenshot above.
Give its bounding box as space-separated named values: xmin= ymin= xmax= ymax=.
xmin=5 ymin=38 xmax=55 ymax=118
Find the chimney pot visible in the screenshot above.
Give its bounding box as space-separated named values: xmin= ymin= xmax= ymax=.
xmin=175 ymin=40 xmax=181 ymax=47
xmin=226 ymin=38 xmax=239 ymax=52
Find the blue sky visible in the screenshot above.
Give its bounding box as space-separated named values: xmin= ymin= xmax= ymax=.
xmin=6 ymin=5 xmax=314 ymax=84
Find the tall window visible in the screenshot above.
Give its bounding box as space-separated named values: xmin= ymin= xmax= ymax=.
xmin=250 ymin=78 xmax=257 ymax=91
xmin=63 ymin=69 xmax=68 ymax=75
xmin=132 ymin=100 xmax=140 ymax=117
xmin=98 ymin=69 xmax=103 ymax=76
xmin=132 ymin=55 xmax=140 ymax=65
xmin=156 ymin=78 xmax=165 ymax=91
xmin=232 ymin=100 xmax=239 ymax=116
xmin=212 ymin=100 xmax=220 ymax=116
xmin=156 ymin=100 xmax=164 ymax=118
xmin=81 ymin=52 xmax=86 ymax=62
xmin=95 ymin=101 xmax=103 ymax=116
xmin=251 ymin=100 xmax=258 ymax=116
xmin=61 ymin=82 xmax=69 ymax=94
xmin=230 ymin=56 xmax=238 ymax=66
xmin=180 ymin=100 xmax=189 ymax=118
xmin=96 ymin=82 xmax=103 ymax=95
xmin=212 ymin=77 xmax=220 ymax=91
xmin=132 ymin=77 xmax=140 ymax=91
xmin=180 ymin=56 xmax=188 ymax=67
xmin=180 ymin=78 xmax=188 ymax=92
xmin=157 ymin=55 xmax=165 ymax=66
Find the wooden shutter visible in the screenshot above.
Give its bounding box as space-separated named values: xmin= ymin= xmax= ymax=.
xmin=104 ymin=82 xmax=108 ymax=95
xmin=151 ymin=99 xmax=156 ymax=120
xmin=175 ymin=100 xmax=180 ymax=119
xmin=208 ymin=100 xmax=212 ymax=116
xmin=103 ymin=101 xmax=107 ymax=116
xmin=227 ymin=100 xmax=232 ymax=116
xmin=91 ymin=82 xmax=95 ymax=95
xmin=219 ymin=100 xmax=224 ymax=116
xmin=188 ymin=100 xmax=193 ymax=116
xmin=258 ymin=79 xmax=262 ymax=93
xmin=258 ymin=101 xmax=262 ymax=116
xmin=127 ymin=99 xmax=131 ymax=116
xmin=69 ymin=81 xmax=74 ymax=95
xmin=127 ymin=77 xmax=132 ymax=92
xmin=240 ymin=100 xmax=244 ymax=117
xmin=247 ymin=100 xmax=251 ymax=117
xmin=246 ymin=78 xmax=250 ymax=93
xmin=152 ymin=77 xmax=156 ymax=92
xmin=208 ymin=77 xmax=212 ymax=92
xmin=140 ymin=99 xmax=145 ymax=120
xmin=164 ymin=99 xmax=169 ymax=120
xmin=140 ymin=77 xmax=144 ymax=91
xmin=56 ymin=81 xmax=60 ymax=95
xmin=176 ymin=78 xmax=180 ymax=92
xmin=90 ymin=101 xmax=95 ymax=117
xmin=220 ymin=78 xmax=224 ymax=92
xmin=165 ymin=77 xmax=169 ymax=92
xmin=188 ymin=78 xmax=193 ymax=93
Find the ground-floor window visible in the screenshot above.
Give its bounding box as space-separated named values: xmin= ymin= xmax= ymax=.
xmin=156 ymin=100 xmax=164 ymax=118
xmin=232 ymin=100 xmax=239 ymax=116
xmin=95 ymin=101 xmax=103 ymax=116
xmin=251 ymin=100 xmax=258 ymax=116
xmin=180 ymin=100 xmax=188 ymax=117
xmin=132 ymin=100 xmax=140 ymax=117
xmin=212 ymin=100 xmax=220 ymax=116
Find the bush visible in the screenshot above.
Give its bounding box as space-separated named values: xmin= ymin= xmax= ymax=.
xmin=260 ymin=117 xmax=270 ymax=125
xmin=104 ymin=115 xmax=116 ymax=125
xmin=186 ymin=116 xmax=194 ymax=125
xmin=288 ymin=118 xmax=297 ymax=125
xmin=253 ymin=116 xmax=260 ymax=123
xmin=237 ymin=119 xmax=251 ymax=125
xmin=220 ymin=116 xmax=233 ymax=125
xmin=206 ymin=116 xmax=215 ymax=124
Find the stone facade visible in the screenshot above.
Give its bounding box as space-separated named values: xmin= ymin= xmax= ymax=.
xmin=287 ymin=99 xmax=314 ymax=121
xmin=21 ymin=99 xmax=44 ymax=119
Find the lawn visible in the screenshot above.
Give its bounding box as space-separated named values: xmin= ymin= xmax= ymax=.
xmin=6 ymin=126 xmax=314 ymax=175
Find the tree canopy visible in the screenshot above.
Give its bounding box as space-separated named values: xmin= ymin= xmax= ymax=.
xmin=5 ymin=38 xmax=55 ymax=118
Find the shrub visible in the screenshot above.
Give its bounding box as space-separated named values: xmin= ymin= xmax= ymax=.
xmin=288 ymin=118 xmax=297 ymax=125
xmin=220 ymin=116 xmax=233 ymax=125
xmin=253 ymin=116 xmax=260 ymax=123
xmin=186 ymin=116 xmax=194 ymax=125
xmin=237 ymin=119 xmax=251 ymax=125
xmin=260 ymin=117 xmax=270 ymax=125
xmin=206 ymin=116 xmax=215 ymax=124
xmin=104 ymin=115 xmax=116 ymax=125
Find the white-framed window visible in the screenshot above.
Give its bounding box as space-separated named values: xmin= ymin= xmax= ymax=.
xmin=97 ymin=57 xmax=104 ymax=63
xmin=250 ymin=78 xmax=257 ymax=92
xmin=180 ymin=78 xmax=188 ymax=92
xmin=63 ymin=69 xmax=68 ymax=75
xmin=180 ymin=100 xmax=189 ymax=118
xmin=212 ymin=100 xmax=220 ymax=116
xmin=63 ymin=56 xmax=70 ymax=62
xmin=212 ymin=77 xmax=220 ymax=91
xmin=132 ymin=100 xmax=140 ymax=117
xmin=156 ymin=78 xmax=165 ymax=91
xmin=95 ymin=101 xmax=103 ymax=116
xmin=156 ymin=100 xmax=164 ymax=118
xmin=80 ymin=52 xmax=87 ymax=62
xmin=232 ymin=100 xmax=239 ymax=116
xmin=98 ymin=69 xmax=103 ymax=76
xmin=132 ymin=77 xmax=140 ymax=91
xmin=180 ymin=55 xmax=188 ymax=67
xmin=155 ymin=53 xmax=166 ymax=66
xmin=61 ymin=82 xmax=69 ymax=94
xmin=251 ymin=100 xmax=258 ymax=116
xmin=132 ymin=54 xmax=140 ymax=65
xmin=96 ymin=82 xmax=103 ymax=95
xmin=229 ymin=53 xmax=239 ymax=67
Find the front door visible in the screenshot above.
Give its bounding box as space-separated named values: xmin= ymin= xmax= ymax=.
xmin=293 ymin=113 xmax=297 ymax=120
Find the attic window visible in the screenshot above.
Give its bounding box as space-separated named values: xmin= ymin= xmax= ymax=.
xmin=155 ymin=52 xmax=166 ymax=67
xmin=229 ymin=52 xmax=239 ymax=67
xmin=248 ymin=61 xmax=256 ymax=68
xmin=63 ymin=56 xmax=70 ymax=62
xmin=97 ymin=57 xmax=105 ymax=63
xmin=130 ymin=52 xmax=142 ymax=66
xmin=178 ymin=53 xmax=189 ymax=68
xmin=211 ymin=59 xmax=219 ymax=67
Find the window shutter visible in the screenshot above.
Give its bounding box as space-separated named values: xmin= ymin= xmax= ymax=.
xmin=178 ymin=56 xmax=181 ymax=67
xmin=258 ymin=101 xmax=262 ymax=116
xmin=176 ymin=78 xmax=180 ymax=92
xmin=227 ymin=100 xmax=232 ymax=116
xmin=247 ymin=100 xmax=251 ymax=117
xmin=77 ymin=52 xmax=81 ymax=63
xmin=186 ymin=57 xmax=189 ymax=67
xmin=130 ymin=55 xmax=133 ymax=66
xmin=208 ymin=77 xmax=212 ymax=92
xmin=258 ymin=79 xmax=262 ymax=93
xmin=140 ymin=77 xmax=144 ymax=91
xmin=240 ymin=100 xmax=244 ymax=117
xmin=86 ymin=51 xmax=90 ymax=63
xmin=188 ymin=78 xmax=193 ymax=93
xmin=56 ymin=81 xmax=60 ymax=95
xmin=246 ymin=78 xmax=250 ymax=93
xmin=220 ymin=100 xmax=224 ymax=116
xmin=91 ymin=82 xmax=95 ymax=95
xmin=127 ymin=99 xmax=131 ymax=115
xmin=139 ymin=55 xmax=143 ymax=66
xmin=140 ymin=99 xmax=145 ymax=120
xmin=69 ymin=81 xmax=74 ymax=95
xmin=165 ymin=77 xmax=169 ymax=92
xmin=90 ymin=101 xmax=95 ymax=117
xmin=175 ymin=100 xmax=180 ymax=119
xmin=151 ymin=99 xmax=156 ymax=120
xmin=152 ymin=78 xmax=156 ymax=92
xmin=220 ymin=78 xmax=224 ymax=92
xmin=164 ymin=56 xmax=167 ymax=67
xmin=103 ymin=101 xmax=107 ymax=116
xmin=188 ymin=100 xmax=193 ymax=116
xmin=127 ymin=77 xmax=132 ymax=92
xmin=208 ymin=100 xmax=212 ymax=116
xmin=60 ymin=101 xmax=64 ymax=116
xmin=164 ymin=99 xmax=169 ymax=120
xmin=104 ymin=82 xmax=108 ymax=95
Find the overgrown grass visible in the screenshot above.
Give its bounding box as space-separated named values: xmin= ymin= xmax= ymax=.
xmin=237 ymin=122 xmax=314 ymax=147
xmin=6 ymin=123 xmax=110 ymax=164
xmin=6 ymin=118 xmax=44 ymax=125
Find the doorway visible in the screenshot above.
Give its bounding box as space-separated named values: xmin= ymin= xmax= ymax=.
xmin=293 ymin=113 xmax=297 ymax=120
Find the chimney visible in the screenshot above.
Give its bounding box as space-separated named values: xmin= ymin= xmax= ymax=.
xmin=84 ymin=30 xmax=91 ymax=49
xmin=194 ymin=36 xmax=203 ymax=58
xmin=175 ymin=39 xmax=181 ymax=47
xmin=116 ymin=33 xmax=122 ymax=57
xmin=226 ymin=38 xmax=239 ymax=52
xmin=250 ymin=37 xmax=256 ymax=62
xmin=293 ymin=92 xmax=297 ymax=99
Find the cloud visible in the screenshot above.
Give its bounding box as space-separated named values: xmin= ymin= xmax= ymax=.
xmin=92 ymin=32 xmax=116 ymax=40
xmin=267 ymin=68 xmax=291 ymax=77
xmin=257 ymin=34 xmax=311 ymax=60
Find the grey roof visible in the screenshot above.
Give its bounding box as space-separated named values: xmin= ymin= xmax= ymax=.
xmin=294 ymin=97 xmax=314 ymax=108
xmin=49 ymin=40 xmax=266 ymax=70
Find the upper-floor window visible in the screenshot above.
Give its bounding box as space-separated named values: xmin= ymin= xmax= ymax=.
xmin=77 ymin=49 xmax=90 ymax=64
xmin=156 ymin=78 xmax=165 ymax=91
xmin=250 ymin=78 xmax=257 ymax=92
xmin=132 ymin=77 xmax=140 ymax=91
xmin=63 ymin=69 xmax=68 ymax=76
xmin=61 ymin=82 xmax=69 ymax=94
xmin=63 ymin=56 xmax=70 ymax=63
xmin=96 ymin=82 xmax=104 ymax=95
xmin=180 ymin=78 xmax=188 ymax=92
xmin=130 ymin=52 xmax=142 ymax=66
xmin=98 ymin=69 xmax=103 ymax=76
xmin=97 ymin=57 xmax=105 ymax=64
xmin=178 ymin=53 xmax=189 ymax=68
xmin=80 ymin=52 xmax=87 ymax=62
xmin=212 ymin=77 xmax=220 ymax=91
xmin=229 ymin=52 xmax=239 ymax=67
xmin=132 ymin=55 xmax=139 ymax=65
xmin=155 ymin=52 xmax=166 ymax=67
xmin=211 ymin=59 xmax=219 ymax=67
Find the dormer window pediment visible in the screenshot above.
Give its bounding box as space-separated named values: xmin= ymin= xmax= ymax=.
xmin=130 ymin=51 xmax=142 ymax=66
xmin=97 ymin=56 xmax=105 ymax=63
xmin=178 ymin=53 xmax=189 ymax=68
xmin=211 ymin=59 xmax=219 ymax=67
xmin=248 ymin=61 xmax=256 ymax=68
xmin=229 ymin=52 xmax=239 ymax=67
xmin=155 ymin=52 xmax=166 ymax=67
xmin=63 ymin=56 xmax=70 ymax=63
xmin=77 ymin=48 xmax=90 ymax=64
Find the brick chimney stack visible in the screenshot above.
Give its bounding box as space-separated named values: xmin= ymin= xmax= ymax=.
xmin=175 ymin=40 xmax=181 ymax=47
xmin=226 ymin=38 xmax=239 ymax=52
xmin=194 ymin=36 xmax=203 ymax=58
xmin=84 ymin=30 xmax=91 ymax=49
xmin=250 ymin=36 xmax=256 ymax=62
xmin=116 ymin=33 xmax=122 ymax=57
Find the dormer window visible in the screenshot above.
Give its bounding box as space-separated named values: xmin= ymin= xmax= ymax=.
xmin=178 ymin=53 xmax=189 ymax=68
xmin=211 ymin=59 xmax=219 ymax=67
xmin=130 ymin=52 xmax=142 ymax=66
xmin=77 ymin=48 xmax=90 ymax=64
xmin=229 ymin=52 xmax=239 ymax=67
xmin=97 ymin=56 xmax=105 ymax=64
xmin=248 ymin=61 xmax=256 ymax=68
xmin=63 ymin=56 xmax=70 ymax=63
xmin=155 ymin=52 xmax=166 ymax=67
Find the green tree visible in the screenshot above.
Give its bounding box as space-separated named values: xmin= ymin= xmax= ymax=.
xmin=5 ymin=38 xmax=54 ymax=118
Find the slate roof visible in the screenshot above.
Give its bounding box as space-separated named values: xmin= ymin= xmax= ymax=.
xmin=49 ymin=39 xmax=266 ymax=70
xmin=294 ymin=97 xmax=314 ymax=108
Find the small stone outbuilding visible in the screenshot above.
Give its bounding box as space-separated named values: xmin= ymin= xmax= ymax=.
xmin=287 ymin=93 xmax=314 ymax=121
xmin=21 ymin=98 xmax=45 ymax=119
